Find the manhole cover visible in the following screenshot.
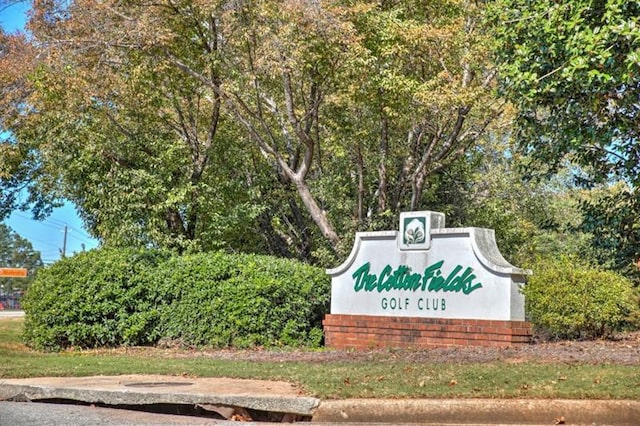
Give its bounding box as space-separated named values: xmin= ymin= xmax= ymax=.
xmin=124 ymin=382 xmax=194 ymax=388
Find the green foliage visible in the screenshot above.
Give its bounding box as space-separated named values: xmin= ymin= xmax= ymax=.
xmin=489 ymin=0 xmax=640 ymax=276
xmin=523 ymin=256 xmax=637 ymax=340
xmin=579 ymin=183 xmax=640 ymax=281
xmin=490 ymin=0 xmax=640 ymax=184
xmin=22 ymin=248 xmax=330 ymax=351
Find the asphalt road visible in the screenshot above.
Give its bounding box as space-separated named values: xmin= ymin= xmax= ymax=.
xmin=0 ymin=402 xmax=225 ymax=426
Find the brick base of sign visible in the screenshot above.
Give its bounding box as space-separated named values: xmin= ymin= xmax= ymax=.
xmin=323 ymin=314 xmax=532 ymax=349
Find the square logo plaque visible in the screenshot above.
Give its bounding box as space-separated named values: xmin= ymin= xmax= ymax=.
xmin=399 ymin=212 xmax=431 ymax=250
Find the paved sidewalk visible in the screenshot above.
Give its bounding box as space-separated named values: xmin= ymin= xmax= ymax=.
xmin=0 ymin=375 xmax=318 ymax=418
xmin=1 ymin=375 xmax=640 ymax=424
xmin=0 ymin=310 xmax=24 ymax=319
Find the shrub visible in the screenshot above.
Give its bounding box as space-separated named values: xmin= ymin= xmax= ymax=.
xmin=523 ymin=256 xmax=638 ymax=340
xmin=23 ymin=249 xmax=330 ymax=350
xmin=22 ymin=248 xmax=170 ymax=351
xmin=155 ymin=252 xmax=330 ymax=348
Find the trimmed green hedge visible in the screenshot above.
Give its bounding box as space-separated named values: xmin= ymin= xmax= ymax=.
xmin=153 ymin=252 xmax=329 ymax=348
xmin=523 ymin=256 xmax=638 ymax=340
xmin=22 ymin=248 xmax=169 ymax=351
xmin=22 ymin=248 xmax=330 ymax=351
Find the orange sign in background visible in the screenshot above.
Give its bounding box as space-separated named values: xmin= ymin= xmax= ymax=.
xmin=0 ymin=268 xmax=28 ymax=278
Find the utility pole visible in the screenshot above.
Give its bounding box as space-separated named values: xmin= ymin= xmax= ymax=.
xmin=62 ymin=225 xmax=68 ymax=258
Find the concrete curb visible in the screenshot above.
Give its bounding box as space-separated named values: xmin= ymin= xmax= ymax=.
xmin=312 ymin=398 xmax=640 ymax=425
xmin=3 ymin=376 xmax=640 ymax=424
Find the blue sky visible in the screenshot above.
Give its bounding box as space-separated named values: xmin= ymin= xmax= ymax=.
xmin=1 ymin=1 xmax=100 ymax=263
xmin=0 ymin=1 xmax=29 ymax=33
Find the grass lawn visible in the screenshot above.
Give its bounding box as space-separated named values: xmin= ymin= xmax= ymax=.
xmin=2 ymin=318 xmax=639 ymax=399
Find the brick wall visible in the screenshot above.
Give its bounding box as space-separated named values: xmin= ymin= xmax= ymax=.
xmin=323 ymin=314 xmax=532 ymax=349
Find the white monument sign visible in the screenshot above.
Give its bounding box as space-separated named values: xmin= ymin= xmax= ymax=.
xmin=327 ymin=211 xmax=530 ymax=321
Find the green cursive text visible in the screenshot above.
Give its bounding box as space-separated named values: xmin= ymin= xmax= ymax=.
xmin=352 ymin=261 xmax=483 ymax=295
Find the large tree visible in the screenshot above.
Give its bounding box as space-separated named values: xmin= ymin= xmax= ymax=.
xmin=353 ymin=0 xmax=501 ymax=213
xmin=0 ymin=22 xmax=60 ymax=220
xmin=301 ymin=0 xmax=504 ymax=240
xmin=490 ymin=0 xmax=640 ymax=271
xmin=1 ymin=0 xmax=505 ymax=262
xmin=1 ymin=0 xmax=261 ymax=252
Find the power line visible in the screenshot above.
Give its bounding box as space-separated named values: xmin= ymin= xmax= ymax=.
xmin=35 ymin=214 xmax=68 ymax=227
xmin=29 ymin=239 xmax=59 ymax=249
xmin=9 ymin=213 xmax=72 ymax=235
xmin=67 ymin=233 xmax=87 ymax=243
xmin=8 ymin=213 xmax=63 ymax=232
xmin=66 ymin=225 xmax=93 ymax=241
xmin=9 ymin=211 xmax=95 ymax=241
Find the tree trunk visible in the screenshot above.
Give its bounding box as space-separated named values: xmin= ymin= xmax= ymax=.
xmin=292 ymin=176 xmax=340 ymax=249
xmin=377 ymin=104 xmax=389 ymax=212
xmin=355 ymin=142 xmax=365 ymax=224
xmin=410 ymin=162 xmax=429 ymax=211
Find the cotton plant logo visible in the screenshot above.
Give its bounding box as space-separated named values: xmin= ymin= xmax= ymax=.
xmin=403 ymin=218 xmax=426 ymax=245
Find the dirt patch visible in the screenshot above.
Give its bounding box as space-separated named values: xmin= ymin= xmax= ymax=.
xmin=94 ymin=332 xmax=640 ymax=365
